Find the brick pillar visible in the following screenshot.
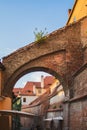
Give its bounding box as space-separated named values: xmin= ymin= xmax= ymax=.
xmin=63 ymin=98 xmax=70 ymax=130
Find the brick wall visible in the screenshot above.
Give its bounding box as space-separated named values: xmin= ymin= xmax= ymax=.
xmin=73 ymin=66 xmax=87 ymax=97
xmin=82 ymin=99 xmax=87 ymax=130
xmin=69 ymin=99 xmax=87 ymax=130
xmin=69 ymin=101 xmax=83 ymax=130
xmin=83 ymin=48 xmax=87 ymax=63
xmin=69 ymin=65 xmax=87 ymax=130
xmin=2 ymin=17 xmax=85 ymax=96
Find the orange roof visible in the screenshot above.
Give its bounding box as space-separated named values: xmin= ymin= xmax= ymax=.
xmin=13 ymin=88 xmax=23 ymax=92
xmin=33 ymin=82 xmax=41 ymax=88
xmin=13 ymin=88 xmax=22 ymax=96
xmin=13 ymin=76 xmax=55 ymax=96
xmin=44 ymin=76 xmax=55 ymax=88
xmin=23 ymin=82 xmax=33 ymax=92
xmin=13 ymin=81 xmax=41 ymax=96
xmin=13 ymin=88 xmax=23 ymax=94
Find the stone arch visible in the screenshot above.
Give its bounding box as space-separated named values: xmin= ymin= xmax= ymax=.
xmin=3 ymin=48 xmax=69 ymax=97
xmin=2 ymin=17 xmax=86 ymax=97
xmin=3 ymin=65 xmax=67 ymax=97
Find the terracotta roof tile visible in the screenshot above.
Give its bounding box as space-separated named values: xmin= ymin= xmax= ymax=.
xmin=13 ymin=76 xmax=55 ymax=97
xmin=44 ymin=76 xmax=55 ymax=88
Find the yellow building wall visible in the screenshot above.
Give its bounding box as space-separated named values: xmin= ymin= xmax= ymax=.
xmin=35 ymin=79 xmax=59 ymax=96
xmin=50 ymin=79 xmax=59 ymax=93
xmin=0 ymin=97 xmax=11 ymax=110
xmin=0 ymin=70 xmax=11 ymax=110
xmin=67 ymin=0 xmax=87 ymax=24
xmin=0 ymin=70 xmax=12 ymax=130
xmin=0 ymin=98 xmax=12 ymax=130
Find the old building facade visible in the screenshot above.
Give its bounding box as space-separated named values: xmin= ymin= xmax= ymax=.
xmin=0 ymin=0 xmax=87 ymax=129
xmin=0 ymin=16 xmax=87 ymax=130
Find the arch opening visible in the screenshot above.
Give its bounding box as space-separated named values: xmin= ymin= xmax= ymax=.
xmin=4 ymin=66 xmax=67 ymax=97
xmin=12 ymin=68 xmax=66 ymax=130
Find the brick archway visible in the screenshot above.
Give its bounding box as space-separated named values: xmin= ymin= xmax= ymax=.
xmin=3 ymin=50 xmax=68 ymax=96
xmin=2 ymin=17 xmax=87 ymax=97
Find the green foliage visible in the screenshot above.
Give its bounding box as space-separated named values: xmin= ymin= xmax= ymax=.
xmin=13 ymin=97 xmax=21 ymax=111
xmin=34 ymin=28 xmax=48 ymax=43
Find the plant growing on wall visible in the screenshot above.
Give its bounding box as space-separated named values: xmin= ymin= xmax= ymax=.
xmin=33 ymin=28 xmax=48 ymax=44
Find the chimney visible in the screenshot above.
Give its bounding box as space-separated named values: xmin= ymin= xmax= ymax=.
xmin=68 ymin=9 xmax=71 ymax=17
xmin=41 ymin=75 xmax=44 ymax=89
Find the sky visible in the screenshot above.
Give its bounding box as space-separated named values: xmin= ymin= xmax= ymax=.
xmin=0 ymin=0 xmax=74 ymax=87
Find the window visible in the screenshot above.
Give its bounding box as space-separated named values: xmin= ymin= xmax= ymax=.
xmin=23 ymin=97 xmax=26 ymax=102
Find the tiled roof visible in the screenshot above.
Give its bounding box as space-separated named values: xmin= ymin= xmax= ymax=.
xmin=22 ymin=81 xmax=41 ymax=95
xmin=23 ymin=82 xmax=33 ymax=92
xmin=33 ymin=82 xmax=41 ymax=88
xmin=13 ymin=88 xmax=23 ymax=92
xmin=44 ymin=76 xmax=55 ymax=88
xmin=13 ymin=76 xmax=55 ymax=97
xmin=13 ymin=81 xmax=41 ymax=96
xmin=13 ymin=88 xmax=23 ymax=96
